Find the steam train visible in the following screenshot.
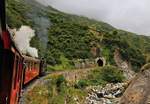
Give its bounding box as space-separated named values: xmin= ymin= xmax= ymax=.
xmin=0 ymin=0 xmax=44 ymax=104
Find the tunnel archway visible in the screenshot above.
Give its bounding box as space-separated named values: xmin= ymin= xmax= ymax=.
xmin=97 ymin=59 xmax=104 ymax=66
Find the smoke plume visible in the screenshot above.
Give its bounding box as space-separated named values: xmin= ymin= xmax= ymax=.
xmin=14 ymin=26 xmax=38 ymax=57
xmin=20 ymin=0 xmax=52 ymax=58
xmin=25 ymin=0 xmax=51 ymax=48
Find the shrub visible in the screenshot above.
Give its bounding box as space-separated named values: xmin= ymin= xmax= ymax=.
xmin=100 ymin=66 xmax=125 ymax=83
xmin=75 ymin=80 xmax=88 ymax=89
xmin=56 ymin=75 xmax=66 ymax=92
xmin=56 ymin=75 xmax=66 ymax=87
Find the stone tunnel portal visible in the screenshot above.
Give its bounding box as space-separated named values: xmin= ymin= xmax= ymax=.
xmin=97 ymin=59 xmax=104 ymax=66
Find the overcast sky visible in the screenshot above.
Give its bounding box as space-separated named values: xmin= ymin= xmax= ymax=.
xmin=36 ymin=0 xmax=150 ymax=36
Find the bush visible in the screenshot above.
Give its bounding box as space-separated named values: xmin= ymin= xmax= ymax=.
xmin=100 ymin=66 xmax=125 ymax=83
xmin=75 ymin=80 xmax=88 ymax=89
xmin=46 ymin=54 xmax=74 ymax=71
xmin=55 ymin=75 xmax=66 ymax=93
xmin=56 ymin=75 xmax=66 ymax=87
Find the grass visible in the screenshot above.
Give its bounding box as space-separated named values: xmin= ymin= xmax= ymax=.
xmin=25 ymin=66 xmax=125 ymax=104
xmin=25 ymin=84 xmax=49 ymax=104
xmin=25 ymin=75 xmax=87 ymax=104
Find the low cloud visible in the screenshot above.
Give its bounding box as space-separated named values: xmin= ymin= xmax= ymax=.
xmin=36 ymin=0 xmax=150 ymax=35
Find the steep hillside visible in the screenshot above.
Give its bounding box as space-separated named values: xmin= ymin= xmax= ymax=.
xmin=6 ymin=0 xmax=51 ymax=57
xmin=120 ymin=63 xmax=150 ymax=104
xmin=6 ymin=0 xmax=150 ymax=71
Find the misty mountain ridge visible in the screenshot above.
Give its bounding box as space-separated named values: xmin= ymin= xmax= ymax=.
xmin=7 ymin=0 xmax=150 ymax=71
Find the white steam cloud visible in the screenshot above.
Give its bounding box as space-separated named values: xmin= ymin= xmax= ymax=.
xmin=14 ymin=26 xmax=38 ymax=57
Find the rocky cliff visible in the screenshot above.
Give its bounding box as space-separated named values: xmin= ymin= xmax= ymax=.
xmin=114 ymin=49 xmax=135 ymax=80
xmin=120 ymin=63 xmax=150 ymax=104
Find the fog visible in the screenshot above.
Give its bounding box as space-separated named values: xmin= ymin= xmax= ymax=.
xmin=36 ymin=0 xmax=150 ymax=36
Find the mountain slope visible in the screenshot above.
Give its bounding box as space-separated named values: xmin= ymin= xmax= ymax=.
xmin=120 ymin=63 xmax=150 ymax=104
xmin=6 ymin=0 xmax=150 ymax=71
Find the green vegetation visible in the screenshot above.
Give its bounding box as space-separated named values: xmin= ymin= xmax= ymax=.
xmin=46 ymin=55 xmax=74 ymax=71
xmin=45 ymin=6 xmax=150 ymax=71
xmin=75 ymin=66 xmax=125 ymax=88
xmin=25 ymin=66 xmax=124 ymax=103
xmin=7 ymin=0 xmax=150 ymax=103
xmin=25 ymin=75 xmax=87 ymax=104
xmin=99 ymin=66 xmax=125 ymax=83
xmin=45 ymin=6 xmax=114 ymax=66
xmin=75 ymin=79 xmax=89 ymax=89
xmin=7 ymin=0 xmax=150 ymax=71
xmin=101 ymin=30 xmax=147 ymax=71
xmin=6 ymin=0 xmax=32 ymax=28
xmin=25 ymin=84 xmax=49 ymax=104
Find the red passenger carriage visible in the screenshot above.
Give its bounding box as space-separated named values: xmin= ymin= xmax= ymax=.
xmin=0 ymin=0 xmax=44 ymax=104
xmin=23 ymin=55 xmax=41 ymax=85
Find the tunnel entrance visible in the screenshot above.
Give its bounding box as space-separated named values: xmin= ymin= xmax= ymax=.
xmin=97 ymin=59 xmax=103 ymax=66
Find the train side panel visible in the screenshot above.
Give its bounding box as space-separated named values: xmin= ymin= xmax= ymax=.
xmin=9 ymin=50 xmax=23 ymax=104
xmin=23 ymin=56 xmax=40 ymax=85
xmin=0 ymin=0 xmax=42 ymax=103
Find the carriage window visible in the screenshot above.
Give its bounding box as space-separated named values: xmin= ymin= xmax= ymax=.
xmin=32 ymin=62 xmax=34 ymax=70
xmin=30 ymin=62 xmax=31 ymax=71
xmin=37 ymin=63 xmax=39 ymax=70
xmin=26 ymin=62 xmax=29 ymax=71
xmin=33 ymin=62 xmax=34 ymax=69
xmin=27 ymin=62 xmax=29 ymax=70
xmin=31 ymin=62 xmax=34 ymax=70
xmin=23 ymin=61 xmax=27 ymax=70
xmin=35 ymin=63 xmax=38 ymax=69
xmin=29 ymin=62 xmax=31 ymax=71
xmin=34 ymin=63 xmax=36 ymax=69
xmin=28 ymin=62 xmax=29 ymax=70
xmin=28 ymin=62 xmax=31 ymax=71
xmin=31 ymin=62 xmax=33 ymax=70
xmin=33 ymin=62 xmax=35 ymax=70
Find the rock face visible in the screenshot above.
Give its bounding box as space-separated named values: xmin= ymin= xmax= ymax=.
xmin=120 ymin=67 xmax=150 ymax=104
xmin=114 ymin=49 xmax=135 ymax=80
xmin=85 ymin=83 xmax=128 ymax=104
